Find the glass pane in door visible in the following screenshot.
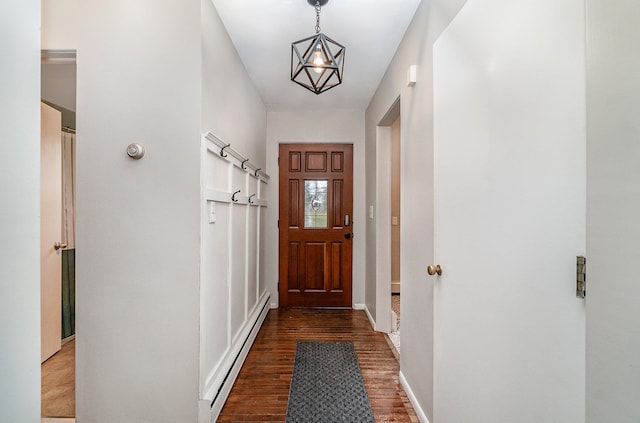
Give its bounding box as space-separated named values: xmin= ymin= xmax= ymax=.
xmin=304 ymin=180 xmax=328 ymax=228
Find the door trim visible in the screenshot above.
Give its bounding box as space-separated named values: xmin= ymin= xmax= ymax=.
xmin=374 ymin=97 xmax=400 ymax=333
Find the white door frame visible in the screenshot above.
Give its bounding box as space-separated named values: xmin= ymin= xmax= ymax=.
xmin=374 ymin=97 xmax=401 ymax=333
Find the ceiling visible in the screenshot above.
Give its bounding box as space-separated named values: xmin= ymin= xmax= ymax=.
xmin=211 ymin=0 xmax=421 ymax=112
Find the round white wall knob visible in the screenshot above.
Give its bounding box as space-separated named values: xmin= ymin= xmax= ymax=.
xmin=127 ymin=143 xmax=145 ymax=160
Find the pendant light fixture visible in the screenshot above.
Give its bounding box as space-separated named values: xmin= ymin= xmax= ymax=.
xmin=291 ymin=0 xmax=345 ymax=95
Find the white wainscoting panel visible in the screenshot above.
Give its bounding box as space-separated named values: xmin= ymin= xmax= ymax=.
xmin=247 ymin=206 xmax=258 ymax=315
xmin=230 ymin=201 xmax=248 ymax=343
xmin=199 ymin=133 xmax=270 ymax=420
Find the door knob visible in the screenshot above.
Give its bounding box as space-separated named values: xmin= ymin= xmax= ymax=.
xmin=54 ymin=241 xmax=67 ymax=251
xmin=345 ymin=232 xmax=352 ymax=240
xmin=427 ymin=264 xmax=442 ymax=276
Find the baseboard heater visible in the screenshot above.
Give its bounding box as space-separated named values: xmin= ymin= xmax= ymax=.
xmin=206 ymin=294 xmax=270 ymax=421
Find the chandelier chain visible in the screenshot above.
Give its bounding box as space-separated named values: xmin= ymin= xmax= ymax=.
xmin=315 ymin=1 xmax=321 ymax=33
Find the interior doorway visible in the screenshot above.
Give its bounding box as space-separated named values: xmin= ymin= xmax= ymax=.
xmin=389 ymin=114 xmax=401 ymax=353
xmin=375 ymin=97 xmax=400 ymax=341
xmin=41 ymin=50 xmax=77 ymax=420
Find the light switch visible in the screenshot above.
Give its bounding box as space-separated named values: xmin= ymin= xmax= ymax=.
xmin=369 ymin=205 xmax=374 ymax=219
xmin=392 ymin=216 xmax=398 ymax=226
xmin=208 ymin=201 xmax=216 ymax=224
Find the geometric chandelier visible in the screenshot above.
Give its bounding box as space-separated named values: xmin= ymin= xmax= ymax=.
xmin=291 ymin=0 xmax=345 ymax=95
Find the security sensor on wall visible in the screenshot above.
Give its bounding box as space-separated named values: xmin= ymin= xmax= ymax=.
xmin=407 ymin=65 xmax=417 ymax=87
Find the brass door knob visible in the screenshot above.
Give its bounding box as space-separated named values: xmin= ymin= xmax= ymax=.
xmin=427 ymin=264 xmax=442 ymax=276
xmin=54 ymin=241 xmax=67 ymax=251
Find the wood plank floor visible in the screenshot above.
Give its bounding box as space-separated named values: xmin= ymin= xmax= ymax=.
xmin=218 ymin=308 xmax=418 ymax=422
xmin=42 ymin=338 xmax=75 ymax=418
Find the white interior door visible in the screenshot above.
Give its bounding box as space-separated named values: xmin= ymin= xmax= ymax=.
xmin=432 ymin=0 xmax=586 ymax=421
xmin=586 ymin=0 xmax=640 ymax=421
xmin=41 ymin=102 xmax=62 ymax=363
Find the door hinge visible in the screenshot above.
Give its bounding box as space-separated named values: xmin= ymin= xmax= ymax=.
xmin=277 ymin=219 xmax=279 ymax=228
xmin=277 ymin=156 xmax=280 ymax=166
xmin=277 ymin=282 xmax=280 ymax=292
xmin=577 ymin=256 xmax=586 ymax=298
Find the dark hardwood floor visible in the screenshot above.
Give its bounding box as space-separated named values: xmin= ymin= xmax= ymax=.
xmin=218 ymin=308 xmax=418 ymax=422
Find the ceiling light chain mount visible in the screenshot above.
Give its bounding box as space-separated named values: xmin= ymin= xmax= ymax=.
xmin=291 ymin=0 xmax=345 ymax=95
xmin=314 ymin=1 xmax=322 ymax=33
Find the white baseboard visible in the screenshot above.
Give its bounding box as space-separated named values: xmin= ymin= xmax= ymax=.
xmin=42 ymin=419 xmax=75 ymax=423
xmin=198 ymin=399 xmax=211 ymax=423
xmin=354 ymin=303 xmax=376 ymax=331
xmin=399 ymin=371 xmax=431 ymax=423
xmin=200 ymin=293 xmax=271 ymax=423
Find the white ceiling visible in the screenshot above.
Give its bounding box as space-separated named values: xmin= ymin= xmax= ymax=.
xmin=211 ymin=0 xmax=421 ymax=112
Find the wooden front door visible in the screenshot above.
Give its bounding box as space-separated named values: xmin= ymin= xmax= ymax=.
xmin=279 ymin=144 xmax=353 ymax=307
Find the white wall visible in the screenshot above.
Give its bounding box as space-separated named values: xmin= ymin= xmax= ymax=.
xmin=586 ymin=0 xmax=640 ymax=421
xmin=364 ymin=0 xmax=466 ymax=419
xmin=74 ymin=0 xmax=202 ymax=421
xmin=0 ymin=1 xmax=41 ymax=421
xmin=41 ymin=63 xmax=76 ymax=113
xmin=41 ymin=0 xmax=78 ymax=50
xmin=265 ymin=110 xmax=365 ymax=307
xmin=201 ymin=0 xmax=266 ymax=166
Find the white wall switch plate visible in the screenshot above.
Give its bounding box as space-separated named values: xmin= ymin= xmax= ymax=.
xmin=208 ymin=201 xmax=216 ymax=224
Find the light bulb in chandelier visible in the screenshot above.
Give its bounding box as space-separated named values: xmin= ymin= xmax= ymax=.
xmin=311 ymin=45 xmax=327 ymax=73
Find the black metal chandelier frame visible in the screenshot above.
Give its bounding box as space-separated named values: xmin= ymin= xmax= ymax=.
xmin=290 ymin=0 xmax=345 ymax=95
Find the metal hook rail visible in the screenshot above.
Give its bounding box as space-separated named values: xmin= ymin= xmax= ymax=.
xmin=204 ymin=133 xmax=270 ymax=181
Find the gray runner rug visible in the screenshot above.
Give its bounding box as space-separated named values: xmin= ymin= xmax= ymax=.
xmin=285 ymin=341 xmax=375 ymax=423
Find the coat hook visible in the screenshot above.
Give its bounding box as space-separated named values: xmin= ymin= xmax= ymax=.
xmin=241 ymin=158 xmax=249 ymax=170
xmin=220 ymin=143 xmax=230 ymax=158
xmin=254 ymin=168 xmax=261 ymax=177
xmin=248 ymin=194 xmax=256 ymax=204
xmin=231 ymin=189 xmax=241 ymax=202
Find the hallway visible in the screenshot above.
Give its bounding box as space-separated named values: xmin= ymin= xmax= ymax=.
xmin=218 ymin=308 xmax=417 ymax=422
xmin=3 ymin=0 xmax=640 ymax=421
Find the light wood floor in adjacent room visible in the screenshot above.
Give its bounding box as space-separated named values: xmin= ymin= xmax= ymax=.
xmin=218 ymin=308 xmax=418 ymax=422
xmin=42 ymin=339 xmax=75 ymax=418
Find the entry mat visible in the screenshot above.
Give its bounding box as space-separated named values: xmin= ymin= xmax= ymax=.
xmin=285 ymin=341 xmax=375 ymax=422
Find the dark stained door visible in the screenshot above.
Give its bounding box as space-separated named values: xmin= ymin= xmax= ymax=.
xmin=279 ymin=144 xmax=353 ymax=307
